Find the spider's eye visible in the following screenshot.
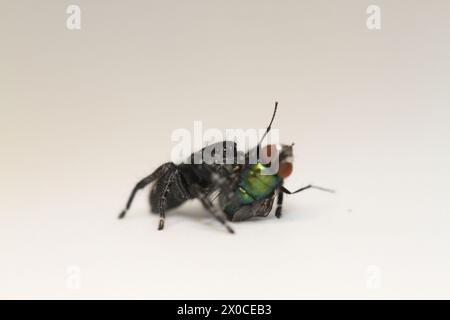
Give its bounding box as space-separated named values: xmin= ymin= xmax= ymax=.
xmin=278 ymin=162 xmax=293 ymax=178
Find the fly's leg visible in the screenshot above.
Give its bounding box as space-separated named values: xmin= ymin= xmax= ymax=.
xmin=280 ymin=185 xmax=335 ymax=195
xmin=275 ymin=185 xmax=334 ymax=219
xmin=256 ymin=101 xmax=278 ymax=155
xmin=275 ymin=188 xmax=284 ymax=218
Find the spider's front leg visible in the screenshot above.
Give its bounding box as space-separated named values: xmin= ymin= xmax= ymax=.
xmin=194 ymin=186 xmax=234 ymax=234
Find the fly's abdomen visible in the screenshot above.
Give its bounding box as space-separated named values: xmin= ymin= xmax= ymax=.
xmin=222 ymin=162 xmax=280 ymax=218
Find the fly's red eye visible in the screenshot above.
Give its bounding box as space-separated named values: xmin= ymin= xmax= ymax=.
xmin=260 ymin=144 xmax=278 ymax=164
xmin=278 ymin=162 xmax=293 ymax=178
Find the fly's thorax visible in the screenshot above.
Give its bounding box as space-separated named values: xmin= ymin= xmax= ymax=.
xmin=221 ymin=162 xmax=281 ymax=218
xmin=239 ymin=162 xmax=280 ymax=199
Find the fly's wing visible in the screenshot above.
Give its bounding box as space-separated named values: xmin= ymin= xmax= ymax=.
xmin=229 ymin=205 xmax=253 ymax=222
xmin=255 ymin=197 xmax=276 ymax=217
xmin=228 ymin=197 xmax=275 ymax=222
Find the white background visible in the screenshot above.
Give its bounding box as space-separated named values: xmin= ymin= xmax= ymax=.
xmin=1 ymin=1 xmax=450 ymax=299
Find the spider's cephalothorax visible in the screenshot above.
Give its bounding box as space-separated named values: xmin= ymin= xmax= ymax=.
xmin=118 ymin=102 xmax=333 ymax=233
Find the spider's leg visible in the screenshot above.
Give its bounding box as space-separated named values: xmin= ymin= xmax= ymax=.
xmin=118 ymin=162 xmax=176 ymax=219
xmin=157 ymin=171 xmax=178 ymax=230
xmin=198 ymin=190 xmax=234 ymax=234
